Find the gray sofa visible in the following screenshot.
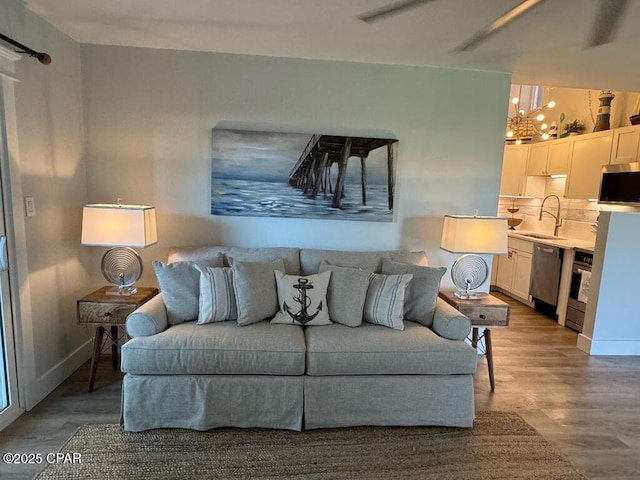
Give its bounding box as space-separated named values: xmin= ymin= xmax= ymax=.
xmin=121 ymin=246 xmax=477 ymax=432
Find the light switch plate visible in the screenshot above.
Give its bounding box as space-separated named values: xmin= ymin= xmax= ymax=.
xmin=25 ymin=196 xmax=36 ymax=217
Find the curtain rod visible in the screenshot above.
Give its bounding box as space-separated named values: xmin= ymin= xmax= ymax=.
xmin=0 ymin=32 xmax=51 ymax=65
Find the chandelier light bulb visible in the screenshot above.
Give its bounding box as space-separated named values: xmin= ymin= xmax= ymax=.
xmin=511 ymin=97 xmax=519 ymax=104
xmin=536 ymin=114 xmax=545 ymax=121
xmin=548 ymin=101 xmax=556 ymax=108
xmin=542 ymin=133 xmax=550 ymax=140
xmin=541 ymin=123 xmax=548 ymax=130
xmin=506 ymin=131 xmax=514 ymax=138
xmin=515 ymin=139 xmax=522 ymax=145
xmin=518 ymin=109 xmax=525 ymax=115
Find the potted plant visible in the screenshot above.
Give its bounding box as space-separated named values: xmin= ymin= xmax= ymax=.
xmin=560 ymin=119 xmax=586 ymax=137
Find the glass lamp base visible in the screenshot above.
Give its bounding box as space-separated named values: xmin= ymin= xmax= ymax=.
xmin=454 ymin=290 xmax=481 ymax=299
xmin=105 ymin=286 xmax=138 ymax=296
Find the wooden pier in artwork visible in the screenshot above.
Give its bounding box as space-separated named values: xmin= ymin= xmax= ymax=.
xmin=288 ymin=135 xmax=398 ymax=210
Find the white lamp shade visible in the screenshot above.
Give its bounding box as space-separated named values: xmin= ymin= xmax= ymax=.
xmin=440 ymin=215 xmax=508 ymax=254
xmin=81 ymin=204 xmax=158 ymax=248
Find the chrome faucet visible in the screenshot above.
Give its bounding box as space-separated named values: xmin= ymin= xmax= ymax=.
xmin=538 ymin=195 xmax=563 ymax=236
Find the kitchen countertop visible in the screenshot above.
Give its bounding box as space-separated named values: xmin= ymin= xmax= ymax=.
xmin=508 ymin=230 xmax=595 ymax=252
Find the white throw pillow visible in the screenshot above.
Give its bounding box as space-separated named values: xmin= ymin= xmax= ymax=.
xmin=195 ymin=266 xmax=237 ymax=324
xmin=363 ymin=273 xmax=413 ymax=331
xmin=271 ymin=271 xmax=332 ymax=326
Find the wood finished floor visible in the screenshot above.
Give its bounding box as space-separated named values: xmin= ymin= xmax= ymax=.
xmin=1 ymin=292 xmax=640 ymax=479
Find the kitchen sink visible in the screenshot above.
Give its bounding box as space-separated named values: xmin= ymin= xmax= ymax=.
xmin=515 ymin=232 xmax=568 ymax=240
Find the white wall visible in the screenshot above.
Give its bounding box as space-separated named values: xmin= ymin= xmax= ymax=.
xmin=1 ymin=1 xmax=91 ymax=408
xmin=578 ymin=211 xmax=640 ymax=355
xmin=81 ymin=45 xmax=511 ymax=289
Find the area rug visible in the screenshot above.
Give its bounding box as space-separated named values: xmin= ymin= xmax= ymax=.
xmin=37 ymin=411 xmax=585 ymax=479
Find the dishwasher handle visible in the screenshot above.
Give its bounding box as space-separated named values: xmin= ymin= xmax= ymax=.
xmin=536 ymin=245 xmax=555 ymax=254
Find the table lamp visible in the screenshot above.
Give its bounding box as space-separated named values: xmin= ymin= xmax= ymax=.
xmin=81 ymin=202 xmax=158 ymax=295
xmin=440 ymin=213 xmax=507 ymax=299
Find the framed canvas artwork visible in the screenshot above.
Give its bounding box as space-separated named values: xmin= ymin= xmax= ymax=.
xmin=211 ymin=128 xmax=398 ymax=222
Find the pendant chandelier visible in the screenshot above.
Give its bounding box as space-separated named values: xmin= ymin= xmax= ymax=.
xmin=505 ymin=86 xmax=556 ymax=145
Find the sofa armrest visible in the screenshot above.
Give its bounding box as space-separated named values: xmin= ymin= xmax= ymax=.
xmin=126 ymin=293 xmax=169 ymax=338
xmin=431 ymin=298 xmax=472 ymax=341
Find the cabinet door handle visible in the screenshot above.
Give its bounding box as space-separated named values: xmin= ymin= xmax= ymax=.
xmin=0 ymin=236 xmax=8 ymax=272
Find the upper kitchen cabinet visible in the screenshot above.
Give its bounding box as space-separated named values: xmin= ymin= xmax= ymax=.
xmin=610 ymin=125 xmax=640 ymax=165
xmin=565 ymin=130 xmax=613 ymax=199
xmin=500 ymin=145 xmax=528 ymax=196
xmin=526 ymin=138 xmax=570 ymax=176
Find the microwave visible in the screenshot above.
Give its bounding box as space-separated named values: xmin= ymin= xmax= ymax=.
xmin=598 ymin=162 xmax=640 ymax=205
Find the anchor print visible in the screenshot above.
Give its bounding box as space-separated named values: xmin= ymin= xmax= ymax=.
xmin=283 ymin=278 xmax=323 ymax=324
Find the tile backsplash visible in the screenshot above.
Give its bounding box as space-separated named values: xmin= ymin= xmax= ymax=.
xmin=498 ymin=177 xmax=598 ymax=242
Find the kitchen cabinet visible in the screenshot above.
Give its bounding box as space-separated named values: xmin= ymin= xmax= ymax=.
xmin=526 ymin=142 xmax=549 ymax=175
xmin=526 ymin=138 xmax=570 ymax=176
xmin=564 ymin=130 xmax=613 ymax=199
xmin=499 ymin=145 xmax=528 ymax=196
xmin=610 ymin=125 xmax=640 ymax=165
xmin=526 ymin=138 xmax=571 ymax=175
xmin=547 ymin=138 xmax=571 ymax=174
xmin=495 ymin=237 xmax=533 ymax=301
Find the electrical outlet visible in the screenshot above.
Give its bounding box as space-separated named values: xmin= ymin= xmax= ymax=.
xmin=25 ymin=196 xmax=36 ymax=217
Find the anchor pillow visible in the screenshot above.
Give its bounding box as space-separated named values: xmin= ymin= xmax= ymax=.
xmin=271 ymin=270 xmax=332 ymax=326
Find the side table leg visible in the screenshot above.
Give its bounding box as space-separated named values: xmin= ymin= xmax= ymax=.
xmin=471 ymin=327 xmax=479 ymax=348
xmin=89 ymin=326 xmax=105 ymax=393
xmin=485 ymin=328 xmax=495 ymax=391
xmin=110 ymin=326 xmax=119 ymax=370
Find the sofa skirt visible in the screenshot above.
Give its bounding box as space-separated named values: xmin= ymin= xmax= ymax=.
xmin=122 ymin=374 xmax=304 ymax=432
xmin=303 ymin=375 xmax=474 ymax=429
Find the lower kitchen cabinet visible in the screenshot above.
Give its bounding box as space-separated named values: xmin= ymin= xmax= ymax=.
xmin=495 ymin=237 xmax=533 ymax=302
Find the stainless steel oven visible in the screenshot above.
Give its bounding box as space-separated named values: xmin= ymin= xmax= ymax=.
xmin=566 ymin=249 xmax=593 ymax=333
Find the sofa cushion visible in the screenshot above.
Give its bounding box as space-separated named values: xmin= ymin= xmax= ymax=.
xmin=318 ymin=261 xmax=372 ymax=328
xmin=304 ymin=321 xmax=477 ymax=376
xmin=231 ymin=258 xmax=285 ymax=326
xmin=363 ymin=273 xmax=413 ymax=331
xmin=153 ymin=254 xmax=224 ymax=326
xmin=271 ymin=271 xmax=332 ymax=326
xmin=381 ymin=259 xmax=446 ymax=328
xmin=195 ymin=266 xmax=237 ymax=324
xmin=121 ymin=321 xmax=306 ymax=375
xmin=168 ymin=246 xmax=301 ymax=275
xmin=300 ymin=249 xmax=427 ymax=275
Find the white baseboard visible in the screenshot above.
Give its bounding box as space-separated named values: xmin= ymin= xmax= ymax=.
xmin=576 ymin=333 xmax=592 ymax=354
xmin=577 ymin=334 xmax=640 ymax=355
xmin=26 ymin=339 xmax=93 ymax=410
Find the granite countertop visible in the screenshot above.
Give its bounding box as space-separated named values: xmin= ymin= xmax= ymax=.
xmin=508 ymin=230 xmax=595 ymax=252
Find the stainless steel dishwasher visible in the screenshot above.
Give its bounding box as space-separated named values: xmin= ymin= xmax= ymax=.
xmin=529 ymin=243 xmax=563 ymax=313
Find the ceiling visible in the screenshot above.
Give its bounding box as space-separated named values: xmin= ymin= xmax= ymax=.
xmin=23 ymin=0 xmax=640 ymax=91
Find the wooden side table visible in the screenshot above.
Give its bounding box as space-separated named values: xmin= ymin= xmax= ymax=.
xmin=77 ymin=286 xmax=159 ymax=392
xmin=438 ymin=290 xmax=510 ymax=391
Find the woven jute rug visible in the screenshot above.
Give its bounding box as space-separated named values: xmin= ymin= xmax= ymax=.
xmin=37 ymin=411 xmax=585 ymax=479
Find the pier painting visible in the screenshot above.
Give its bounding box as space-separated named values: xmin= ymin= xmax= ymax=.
xmin=211 ymin=128 xmax=398 ymax=222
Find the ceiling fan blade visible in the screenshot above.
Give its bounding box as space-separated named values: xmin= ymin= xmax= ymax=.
xmin=453 ymin=0 xmax=547 ymax=52
xmin=587 ymin=0 xmax=630 ymax=47
xmin=358 ymin=0 xmax=434 ymax=23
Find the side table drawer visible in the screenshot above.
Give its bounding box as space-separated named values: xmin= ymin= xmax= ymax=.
xmin=457 ymin=305 xmax=509 ymax=327
xmin=78 ymin=302 xmax=136 ymax=325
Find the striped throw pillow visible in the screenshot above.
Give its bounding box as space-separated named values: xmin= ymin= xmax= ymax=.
xmin=195 ymin=266 xmax=238 ymax=324
xmin=364 ymin=273 xmax=413 ymax=331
